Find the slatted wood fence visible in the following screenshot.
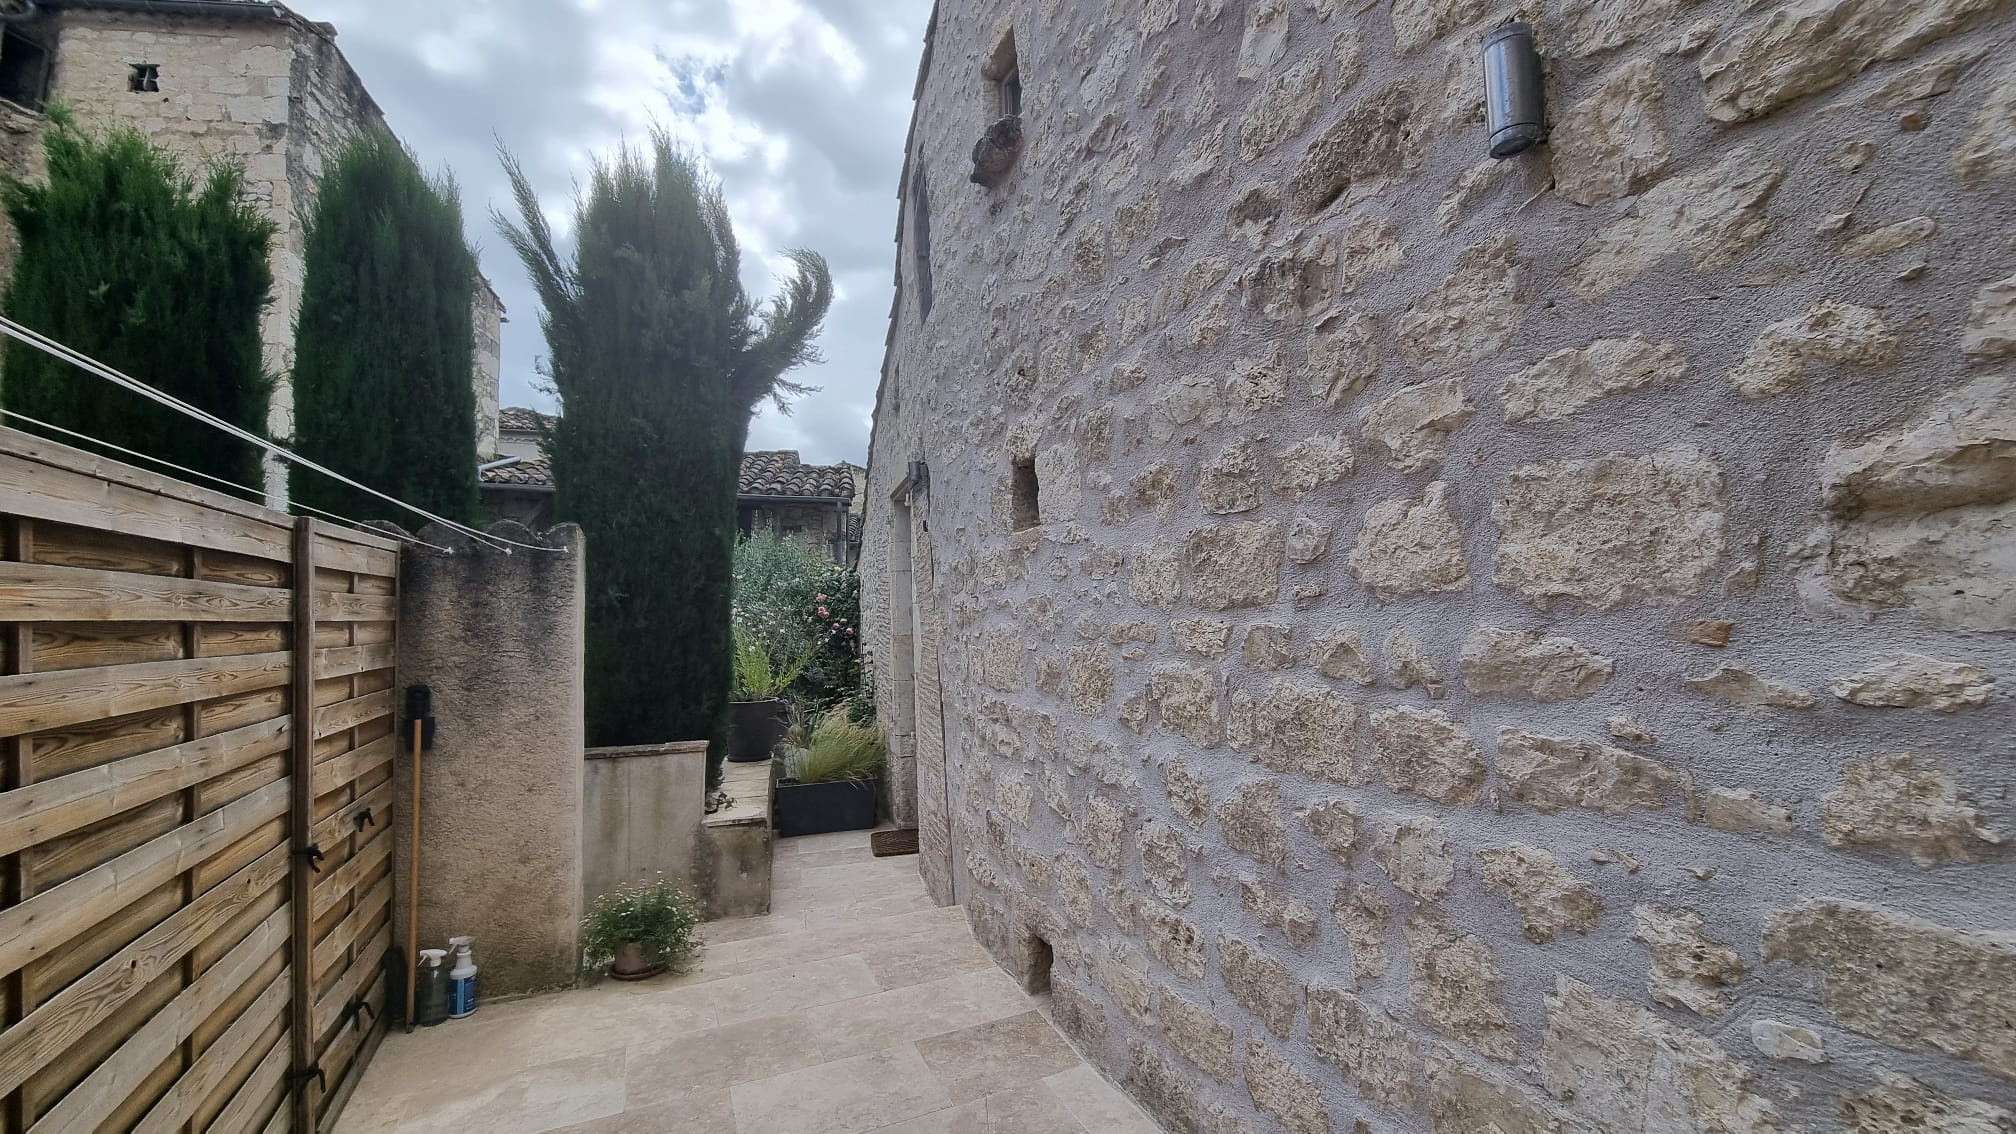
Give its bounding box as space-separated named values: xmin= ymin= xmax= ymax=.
xmin=0 ymin=426 xmax=399 ymax=1133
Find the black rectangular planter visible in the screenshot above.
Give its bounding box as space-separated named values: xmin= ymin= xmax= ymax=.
xmin=775 ymin=777 xmax=879 ymax=838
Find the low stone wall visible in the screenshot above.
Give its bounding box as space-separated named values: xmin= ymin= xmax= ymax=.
xmin=580 ymin=740 xmax=708 ymax=910
xmin=396 ymin=521 xmax=585 ymax=997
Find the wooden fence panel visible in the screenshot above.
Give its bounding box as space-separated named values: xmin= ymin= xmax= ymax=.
xmin=0 ymin=428 xmax=401 ymax=1133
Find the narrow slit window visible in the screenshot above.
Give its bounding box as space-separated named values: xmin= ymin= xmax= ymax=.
xmin=983 ymin=29 xmax=1019 ymax=118
xmin=1010 ymin=456 xmax=1040 ymax=532
xmin=128 ymin=63 xmax=160 ymax=93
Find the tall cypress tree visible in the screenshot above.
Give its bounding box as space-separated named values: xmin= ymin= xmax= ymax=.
xmin=497 ymin=133 xmax=831 ymax=785
xmin=291 ymin=130 xmax=479 ymax=523
xmin=1 ymin=114 xmax=274 ymax=490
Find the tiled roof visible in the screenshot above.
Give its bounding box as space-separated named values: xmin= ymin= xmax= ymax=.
xmin=739 ymin=451 xmax=855 ymax=501
xmin=498 ymin=406 xmax=554 ymax=434
xmin=477 ymin=440 xmax=856 ymax=503
xmin=480 ymin=457 xmax=553 ymax=487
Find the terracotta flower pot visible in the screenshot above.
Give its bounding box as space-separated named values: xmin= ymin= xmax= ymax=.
xmin=608 ymin=940 xmax=665 ymax=982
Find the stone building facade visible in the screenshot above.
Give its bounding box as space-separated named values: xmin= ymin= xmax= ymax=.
xmin=0 ymin=1 xmax=507 ymax=498
xmin=862 ymin=1 xmax=2016 ymax=1130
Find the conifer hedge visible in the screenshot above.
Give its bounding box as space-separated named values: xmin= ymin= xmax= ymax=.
xmin=1 ymin=116 xmax=274 ymax=490
xmin=498 ymin=134 xmax=831 ymax=786
xmin=291 ymin=130 xmax=480 ymax=523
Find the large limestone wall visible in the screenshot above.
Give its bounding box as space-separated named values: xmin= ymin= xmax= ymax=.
xmin=862 ymin=0 xmax=2016 ymax=1130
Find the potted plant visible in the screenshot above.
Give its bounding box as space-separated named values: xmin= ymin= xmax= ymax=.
xmin=727 ymin=625 xmax=814 ymax=762
xmin=775 ymin=710 xmax=886 ymax=837
xmin=581 ymin=876 xmax=700 ymax=981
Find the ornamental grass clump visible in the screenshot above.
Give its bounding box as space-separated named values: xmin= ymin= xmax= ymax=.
xmin=782 ymin=711 xmax=886 ymax=785
xmin=580 ymin=876 xmax=700 ymax=972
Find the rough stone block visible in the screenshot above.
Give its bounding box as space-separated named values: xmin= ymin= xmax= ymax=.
xmin=1371 ymin=814 xmax=1456 ymax=901
xmin=1460 ymin=627 xmax=1614 ymax=702
xmin=1479 ymin=844 xmax=1602 ymax=943
xmin=1830 ymin=651 xmax=1994 ymax=711
xmin=1245 ymin=1038 xmax=1331 ymax=1134
xmin=1331 ymin=885 xmax=1391 ymax=990
xmin=1729 ymin=300 xmax=1900 ymax=399
xmin=1221 ymin=935 xmax=1301 ymax=1038
xmin=1568 ymin=149 xmax=1785 ymax=297
xmin=1146 ymin=904 xmax=1209 ymax=981
xmin=1552 ymin=58 xmax=1672 ymax=206
xmin=1396 ymin=235 xmax=1522 ymax=373
xmin=1494 ymin=448 xmax=1725 ymax=611
xmin=1141 ymin=819 xmax=1196 ymax=907
xmin=1700 ymin=0 xmax=2002 ymax=123
xmin=1405 ymin=915 xmax=1517 ymax=1061
xmin=1541 ymin=977 xmax=1782 ymax=1132
xmin=1369 ymin=707 xmax=1485 ymax=804
xmin=1351 ymin=482 xmax=1470 ymax=599
xmin=1361 ymin=377 xmax=1474 ymax=472
xmin=1632 ymin=905 xmax=1745 ymax=1017
xmin=1307 ymin=984 xmax=1421 ymax=1111
xmin=1164 ymin=990 xmax=1239 ymax=1083
xmin=1764 ymin=899 xmax=2016 ymax=1079
xmin=1219 ymin=780 xmax=1289 ymax=869
xmin=1185 ymin=520 xmax=1285 ymax=610
xmin=1496 ymin=729 xmax=1685 ymax=815
xmin=1148 ymin=663 xmax=1224 ymax=747
xmin=1500 ymin=335 xmax=1687 ymax=424
xmin=1239 ymin=681 xmax=1359 ymax=784
xmin=1820 ymin=753 xmax=2002 ymax=865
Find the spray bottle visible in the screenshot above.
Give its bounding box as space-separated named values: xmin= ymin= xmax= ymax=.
xmin=447 ymin=936 xmax=478 ymax=1019
xmin=415 ymin=949 xmax=450 ymax=1027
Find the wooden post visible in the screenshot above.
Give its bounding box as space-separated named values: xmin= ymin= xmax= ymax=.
xmin=4 ymin=516 xmax=31 ymax=1133
xmin=288 ymin=517 xmax=318 ymax=1134
xmin=406 ymin=715 xmax=421 ymax=1031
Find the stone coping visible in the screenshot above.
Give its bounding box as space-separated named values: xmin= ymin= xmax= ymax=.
xmin=708 ymin=760 xmax=773 ymax=829
xmin=583 ymin=740 xmax=709 ymax=761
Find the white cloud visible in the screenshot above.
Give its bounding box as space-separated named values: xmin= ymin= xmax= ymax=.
xmin=290 ymin=0 xmax=929 ymax=464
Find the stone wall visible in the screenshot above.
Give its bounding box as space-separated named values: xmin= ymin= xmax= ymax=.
xmin=862 ymin=1 xmax=2016 ymax=1130
xmin=474 ymin=281 xmax=505 ymax=459
xmin=396 ymin=521 xmax=586 ymax=998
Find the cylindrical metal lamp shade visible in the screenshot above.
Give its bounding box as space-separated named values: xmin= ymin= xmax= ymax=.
xmin=1483 ymin=23 xmax=1545 ymax=158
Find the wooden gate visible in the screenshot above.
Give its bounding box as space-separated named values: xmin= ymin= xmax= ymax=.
xmin=0 ymin=427 xmax=399 ymax=1133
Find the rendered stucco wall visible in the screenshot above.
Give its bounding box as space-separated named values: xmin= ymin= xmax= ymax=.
xmin=862 ymin=1 xmax=2016 ymax=1130
xmin=396 ymin=521 xmax=585 ymax=997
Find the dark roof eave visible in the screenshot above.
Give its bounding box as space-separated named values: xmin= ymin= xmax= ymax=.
xmin=738 ymin=492 xmax=854 ymax=505
xmin=43 ymin=0 xmax=294 ymax=22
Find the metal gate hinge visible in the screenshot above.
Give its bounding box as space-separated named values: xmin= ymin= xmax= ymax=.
xmin=288 ymin=1064 xmax=326 ymax=1094
xmin=298 ymin=843 xmax=325 ymax=873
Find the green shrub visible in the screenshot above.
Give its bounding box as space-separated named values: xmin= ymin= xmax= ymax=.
xmin=290 ymin=129 xmax=479 ymax=524
xmin=580 ymin=876 xmax=700 ymax=971
xmin=782 ymin=711 xmax=885 ymax=784
xmin=1 ymin=113 xmax=274 ymax=491
xmin=497 ymin=132 xmax=831 ymax=790
xmin=730 ymin=623 xmax=814 ymax=701
xmin=732 ymin=530 xmax=861 ymax=710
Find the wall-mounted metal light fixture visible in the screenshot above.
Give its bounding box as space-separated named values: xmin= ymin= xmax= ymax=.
xmin=1482 ymin=22 xmax=1545 ymax=158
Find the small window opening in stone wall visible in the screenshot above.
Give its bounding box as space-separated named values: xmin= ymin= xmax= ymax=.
xmin=983 ymin=29 xmax=1019 ymax=115
xmin=0 ymin=29 xmax=52 ymax=110
xmin=1010 ymin=456 xmax=1040 ymax=531
xmin=911 ymin=163 xmax=933 ymax=321
xmin=970 ymin=29 xmax=1024 ymax=188
xmin=128 ymin=63 xmax=160 ymax=93
xmin=1024 ymin=932 xmax=1053 ymax=994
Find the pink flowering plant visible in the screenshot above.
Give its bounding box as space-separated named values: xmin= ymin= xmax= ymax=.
xmin=731 ymin=530 xmax=863 ymax=713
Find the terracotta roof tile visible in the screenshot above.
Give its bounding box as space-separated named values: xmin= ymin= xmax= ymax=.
xmin=498 ymin=406 xmax=554 ymax=433
xmin=479 ymin=457 xmax=553 ymax=487
xmin=478 ymin=431 xmax=853 ymax=502
xmin=738 ymin=450 xmax=855 ymax=500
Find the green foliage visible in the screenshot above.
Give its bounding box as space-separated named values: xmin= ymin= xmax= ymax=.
xmin=1 ymin=115 xmax=275 ymax=490
xmin=290 ymin=130 xmax=480 ymax=524
xmin=497 ymin=131 xmax=832 ymax=788
xmin=579 ymin=876 xmax=700 ymax=971
xmin=732 ymin=530 xmax=861 ymax=710
xmin=730 ymin=622 xmax=813 ymax=701
xmin=781 ymin=710 xmax=886 ymax=785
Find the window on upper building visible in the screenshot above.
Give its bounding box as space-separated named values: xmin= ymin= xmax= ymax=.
xmin=128 ymin=63 xmax=160 ymax=94
xmin=0 ymin=28 xmax=51 ymax=110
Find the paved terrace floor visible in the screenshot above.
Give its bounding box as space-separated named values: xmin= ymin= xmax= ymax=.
xmin=337 ymin=829 xmax=1160 ymax=1133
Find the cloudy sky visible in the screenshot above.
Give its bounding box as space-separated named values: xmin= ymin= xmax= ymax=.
xmin=295 ymin=0 xmax=933 ymax=466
